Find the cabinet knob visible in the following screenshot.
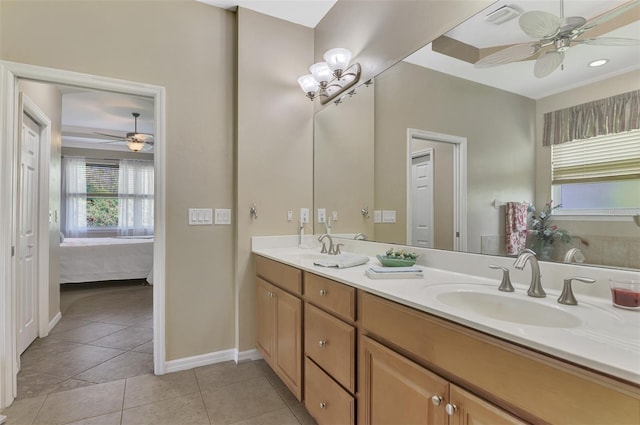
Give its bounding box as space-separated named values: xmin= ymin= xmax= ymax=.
xmin=319 ymin=402 xmax=327 ymax=409
xmin=318 ymin=340 xmax=327 ymax=347
xmin=445 ymin=403 xmax=457 ymax=416
xmin=319 ymin=289 xmax=328 ymax=296
xmin=431 ymin=395 xmax=443 ymax=406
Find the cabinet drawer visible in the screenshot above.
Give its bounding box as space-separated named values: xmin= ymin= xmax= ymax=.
xmin=255 ymin=255 xmax=302 ymax=295
xmin=305 ymin=357 xmax=355 ymax=425
xmin=361 ymin=292 xmax=640 ymax=425
xmin=304 ymin=272 xmax=356 ymax=321
xmin=305 ymin=303 xmax=355 ymax=393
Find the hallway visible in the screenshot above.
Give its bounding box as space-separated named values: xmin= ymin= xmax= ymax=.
xmin=1 ymin=281 xmax=316 ymax=425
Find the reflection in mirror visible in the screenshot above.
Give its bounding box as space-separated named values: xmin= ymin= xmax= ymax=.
xmin=313 ymin=0 xmax=640 ymax=270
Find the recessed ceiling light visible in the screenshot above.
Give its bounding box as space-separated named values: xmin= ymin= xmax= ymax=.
xmin=588 ymin=59 xmax=609 ymax=68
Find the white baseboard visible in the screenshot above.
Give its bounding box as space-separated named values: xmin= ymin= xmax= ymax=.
xmin=163 ymin=348 xmax=264 ymax=374
xmin=48 ymin=311 xmax=62 ymax=333
xmin=235 ymin=349 xmax=263 ymax=363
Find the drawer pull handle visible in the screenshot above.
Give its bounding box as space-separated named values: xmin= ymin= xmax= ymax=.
xmin=320 ymin=402 xmax=327 ymax=409
xmin=318 ymin=340 xmax=327 ymax=347
xmin=319 ymin=289 xmax=328 ymax=296
xmin=431 ymin=395 xmax=443 ymax=406
xmin=445 ymin=403 xmax=457 ymax=416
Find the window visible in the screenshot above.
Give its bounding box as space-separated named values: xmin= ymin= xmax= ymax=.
xmin=86 ymin=161 xmax=119 ymax=229
xmin=551 ymin=129 xmax=640 ymax=216
xmin=62 ymin=156 xmax=154 ymax=236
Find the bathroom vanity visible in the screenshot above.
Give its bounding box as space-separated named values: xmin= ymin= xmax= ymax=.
xmin=253 ymin=241 xmax=640 ymax=425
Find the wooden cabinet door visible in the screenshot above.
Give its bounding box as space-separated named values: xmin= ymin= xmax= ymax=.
xmin=361 ymin=336 xmax=448 ymax=425
xmin=447 ymin=385 xmax=526 ymax=425
xmin=255 ymin=277 xmax=275 ymax=365
xmin=274 ymin=288 xmax=303 ymax=401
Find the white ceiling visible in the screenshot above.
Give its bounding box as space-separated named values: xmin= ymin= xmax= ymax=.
xmin=62 ymin=0 xmax=638 ymax=150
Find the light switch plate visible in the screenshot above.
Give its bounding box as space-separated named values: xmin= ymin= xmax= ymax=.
xmin=332 ymin=210 xmax=338 ymax=221
xmin=287 ymin=210 xmax=293 ymax=221
xmin=215 ymin=208 xmax=231 ymax=225
xmin=189 ymin=208 xmax=213 ymax=225
xmin=382 ymin=210 xmax=396 ymax=223
xmin=373 ymin=210 xmax=382 ymax=223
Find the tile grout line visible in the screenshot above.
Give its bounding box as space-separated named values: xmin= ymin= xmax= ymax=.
xmin=192 ymin=368 xmax=214 ymax=425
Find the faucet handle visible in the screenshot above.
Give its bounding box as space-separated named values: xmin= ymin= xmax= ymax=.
xmin=489 ymin=265 xmax=514 ymax=292
xmin=558 ymin=277 xmax=596 ymax=305
xmin=333 ymin=243 xmax=344 ymax=255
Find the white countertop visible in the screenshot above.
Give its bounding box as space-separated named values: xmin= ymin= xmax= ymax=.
xmin=253 ymin=245 xmax=640 ymax=385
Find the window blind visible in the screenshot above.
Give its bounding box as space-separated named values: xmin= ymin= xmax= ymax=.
xmin=85 ymin=163 xmax=119 ymax=196
xmin=551 ymin=130 xmax=640 ymax=184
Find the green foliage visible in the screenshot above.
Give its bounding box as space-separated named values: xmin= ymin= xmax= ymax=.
xmin=87 ymin=197 xmax=118 ymax=227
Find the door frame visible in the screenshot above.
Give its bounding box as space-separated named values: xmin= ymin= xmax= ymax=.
xmin=406 ymin=128 xmax=467 ymax=251
xmin=0 ymin=60 xmax=167 ymax=409
xmin=408 ymin=148 xmax=434 ymax=248
xmin=18 ymin=93 xmax=52 ymax=359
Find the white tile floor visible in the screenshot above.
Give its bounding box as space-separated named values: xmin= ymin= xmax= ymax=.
xmin=0 ymin=281 xmax=316 ymax=425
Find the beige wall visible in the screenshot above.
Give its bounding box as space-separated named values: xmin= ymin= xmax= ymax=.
xmin=2 ymin=0 xmax=237 ymax=360
xmin=315 ymin=0 xmax=494 ymax=85
xmin=535 ymin=70 xmax=640 ymax=268
xmin=17 ymin=79 xmax=62 ymax=323
xmin=314 ymin=84 xmax=374 ymax=237
xmin=374 ymin=61 xmax=536 ymax=253
xmin=236 ymin=8 xmax=314 ymax=351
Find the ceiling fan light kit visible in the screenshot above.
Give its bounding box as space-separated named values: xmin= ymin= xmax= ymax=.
xmin=474 ymin=0 xmax=640 ymax=78
xmin=94 ymin=112 xmax=154 ymax=152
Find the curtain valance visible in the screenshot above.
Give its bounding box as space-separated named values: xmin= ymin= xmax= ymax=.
xmin=542 ymin=90 xmax=640 ymax=146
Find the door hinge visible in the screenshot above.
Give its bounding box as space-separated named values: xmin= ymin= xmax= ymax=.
xmin=456 ymin=232 xmax=460 ymax=237
xmin=11 ymin=246 xmax=15 ymax=257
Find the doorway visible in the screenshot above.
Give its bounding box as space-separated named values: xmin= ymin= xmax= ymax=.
xmin=406 ymin=128 xmax=467 ymax=251
xmin=0 ymin=61 xmax=166 ymax=409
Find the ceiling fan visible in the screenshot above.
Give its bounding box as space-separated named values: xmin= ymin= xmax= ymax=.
xmin=95 ymin=112 xmax=154 ymax=152
xmin=474 ymin=0 xmax=640 ymax=78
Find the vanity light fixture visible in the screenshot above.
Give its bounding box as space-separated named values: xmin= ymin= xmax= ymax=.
xmin=297 ymin=47 xmax=361 ymax=105
xmin=588 ymin=59 xmax=609 ymax=68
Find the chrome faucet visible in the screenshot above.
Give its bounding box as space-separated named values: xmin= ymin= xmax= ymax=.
xmin=513 ymin=249 xmax=546 ymax=298
xmin=353 ymin=233 xmax=367 ymax=240
xmin=318 ymin=234 xmax=335 ymax=255
xmin=563 ymin=248 xmax=585 ymax=264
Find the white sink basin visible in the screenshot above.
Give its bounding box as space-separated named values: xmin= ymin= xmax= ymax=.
xmin=435 ymin=290 xmax=582 ymax=328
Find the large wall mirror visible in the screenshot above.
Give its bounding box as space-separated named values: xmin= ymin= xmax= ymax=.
xmin=314 ymin=0 xmax=640 ymax=270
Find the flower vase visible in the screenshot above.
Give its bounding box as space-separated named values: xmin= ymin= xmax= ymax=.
xmin=534 ymin=240 xmax=554 ymax=261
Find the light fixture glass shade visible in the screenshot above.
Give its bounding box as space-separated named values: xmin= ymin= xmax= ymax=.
xmin=297 ymin=74 xmax=319 ymax=93
xmin=127 ymin=140 xmax=145 ymax=152
xmin=309 ymin=62 xmax=332 ymax=84
xmin=323 ymin=48 xmax=352 ymax=72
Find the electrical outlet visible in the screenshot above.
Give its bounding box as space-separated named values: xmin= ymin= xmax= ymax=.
xmin=317 ymin=208 xmax=326 ymax=223
xmin=214 ymin=208 xmax=231 ymax=225
xmin=373 ymin=210 xmax=382 ymax=223
xmin=287 ymin=210 xmax=293 ymax=221
xmin=332 ymin=211 xmax=338 ymax=221
xmin=300 ymin=208 xmax=310 ymax=224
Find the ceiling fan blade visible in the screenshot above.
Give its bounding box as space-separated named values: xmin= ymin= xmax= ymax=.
xmin=578 ymin=37 xmax=640 ymax=46
xmin=519 ymin=11 xmax=561 ymax=39
xmin=580 ymin=0 xmax=640 ymax=33
xmin=475 ymin=43 xmax=540 ymax=68
xmin=534 ymin=51 xmax=564 ymax=78
xmin=558 ymin=16 xmax=587 ymax=36
xmin=94 ymin=132 xmax=127 ymax=141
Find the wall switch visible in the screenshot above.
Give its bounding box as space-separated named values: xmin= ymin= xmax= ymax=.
xmin=189 ymin=208 xmax=213 ymax=225
xmin=317 ymin=208 xmax=326 ymax=223
xmin=382 ymin=210 xmax=396 ymax=223
xmin=373 ymin=210 xmax=382 ymax=223
xmin=214 ymin=208 xmax=231 ymax=225
xmin=300 ymin=208 xmax=310 ymax=224
xmin=332 ymin=211 xmax=338 ymax=221
xmin=287 ymin=210 xmax=293 ymax=221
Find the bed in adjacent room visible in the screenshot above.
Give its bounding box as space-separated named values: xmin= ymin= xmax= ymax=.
xmin=59 ymin=237 xmax=154 ymax=284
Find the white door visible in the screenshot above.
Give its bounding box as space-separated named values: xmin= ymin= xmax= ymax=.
xmin=18 ymin=114 xmax=40 ymax=355
xmin=410 ymin=150 xmax=434 ymax=248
